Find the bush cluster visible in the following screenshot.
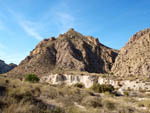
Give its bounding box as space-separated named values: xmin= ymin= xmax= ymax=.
xmin=124 ymin=91 xmax=129 ymax=96
xmin=91 ymin=83 xmax=114 ymax=93
xmin=25 ymin=74 xmax=40 ymax=83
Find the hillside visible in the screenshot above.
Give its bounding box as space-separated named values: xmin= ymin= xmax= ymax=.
xmin=112 ymin=28 xmax=150 ymax=80
xmin=7 ymin=28 xmax=118 ymax=77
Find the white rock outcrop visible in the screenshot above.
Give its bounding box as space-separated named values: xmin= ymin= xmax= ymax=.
xmin=40 ymin=74 xmax=98 ymax=88
xmin=120 ymin=80 xmax=150 ymax=91
xmin=40 ymin=74 xmax=150 ymax=92
xmin=40 ymin=74 xmax=121 ymax=88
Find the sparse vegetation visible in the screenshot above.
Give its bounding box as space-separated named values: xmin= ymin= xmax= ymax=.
xmin=137 ymin=100 xmax=150 ymax=109
xmin=0 ymin=76 xmax=149 ymax=113
xmin=102 ymin=99 xmax=117 ymax=111
xmin=81 ymin=96 xmax=102 ymax=108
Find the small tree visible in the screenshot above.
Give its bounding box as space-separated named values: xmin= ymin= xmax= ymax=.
xmin=25 ymin=74 xmax=40 ymax=83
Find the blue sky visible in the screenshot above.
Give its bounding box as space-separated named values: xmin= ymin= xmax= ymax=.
xmin=0 ymin=0 xmax=150 ymax=64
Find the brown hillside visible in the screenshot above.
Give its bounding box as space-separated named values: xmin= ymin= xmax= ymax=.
xmin=112 ymin=28 xmax=150 ymax=79
xmin=7 ymin=28 xmax=118 ymax=77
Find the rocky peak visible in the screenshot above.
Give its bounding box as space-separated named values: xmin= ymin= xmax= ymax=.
xmin=63 ymin=28 xmax=84 ymax=39
xmin=126 ymin=28 xmax=150 ymax=46
xmin=65 ymin=28 xmax=77 ymax=34
xmin=7 ymin=29 xmax=118 ymax=77
xmin=67 ymin=28 xmax=75 ymax=32
xmin=63 ymin=28 xmax=101 ymax=46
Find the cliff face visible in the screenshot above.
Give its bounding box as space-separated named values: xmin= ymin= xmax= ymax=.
xmin=0 ymin=60 xmax=17 ymax=74
xmin=8 ymin=28 xmax=118 ymax=77
xmin=112 ymin=28 xmax=150 ymax=79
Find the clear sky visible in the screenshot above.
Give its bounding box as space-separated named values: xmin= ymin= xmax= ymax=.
xmin=0 ymin=0 xmax=150 ymax=64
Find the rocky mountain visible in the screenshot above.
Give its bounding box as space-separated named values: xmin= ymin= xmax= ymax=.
xmin=7 ymin=28 xmax=118 ymax=77
xmin=112 ymin=28 xmax=150 ymax=79
xmin=0 ymin=59 xmax=17 ymax=74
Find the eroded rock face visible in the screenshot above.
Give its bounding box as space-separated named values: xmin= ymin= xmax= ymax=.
xmin=0 ymin=60 xmax=17 ymax=74
xmin=40 ymin=74 xmax=111 ymax=88
xmin=40 ymin=74 xmax=150 ymax=91
xmin=40 ymin=73 xmax=121 ymax=89
xmin=40 ymin=74 xmax=97 ymax=88
xmin=8 ymin=28 xmax=118 ymax=77
xmin=112 ymin=28 xmax=150 ymax=78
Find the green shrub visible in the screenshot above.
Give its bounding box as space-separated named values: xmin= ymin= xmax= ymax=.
xmin=91 ymin=83 xmax=114 ymax=93
xmin=25 ymin=74 xmax=40 ymax=83
xmin=5 ymin=80 xmax=9 ymax=84
xmin=124 ymin=91 xmax=129 ymax=96
xmin=73 ymin=83 xmax=84 ymax=88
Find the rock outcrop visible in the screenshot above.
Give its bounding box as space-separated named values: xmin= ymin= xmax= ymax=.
xmin=0 ymin=60 xmax=17 ymax=74
xmin=112 ymin=28 xmax=150 ymax=79
xmin=40 ymin=73 xmax=150 ymax=91
xmin=40 ymin=74 xmax=98 ymax=88
xmin=8 ymin=28 xmax=118 ymax=77
xmin=40 ymin=73 xmax=120 ymax=88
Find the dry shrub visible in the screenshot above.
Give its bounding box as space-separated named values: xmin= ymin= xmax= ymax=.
xmin=81 ymin=96 xmax=102 ymax=108
xmin=102 ymin=99 xmax=117 ymax=111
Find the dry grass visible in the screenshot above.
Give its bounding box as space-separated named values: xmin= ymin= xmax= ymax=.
xmin=0 ymin=75 xmax=149 ymax=113
xmin=137 ymin=99 xmax=150 ymax=110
